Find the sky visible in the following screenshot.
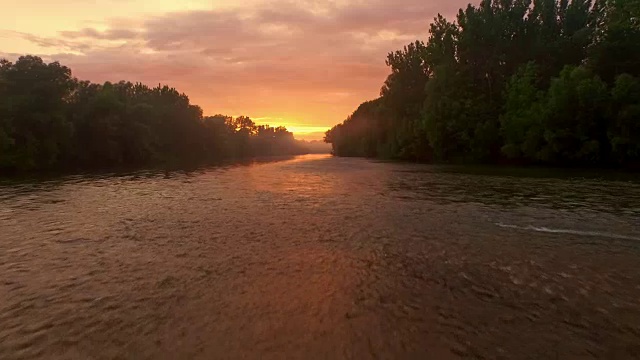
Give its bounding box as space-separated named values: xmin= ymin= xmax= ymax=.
xmin=0 ymin=0 xmax=466 ymax=140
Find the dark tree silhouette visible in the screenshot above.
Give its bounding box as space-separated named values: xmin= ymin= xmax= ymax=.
xmin=0 ymin=57 xmax=309 ymax=173
xmin=326 ymin=0 xmax=640 ymax=168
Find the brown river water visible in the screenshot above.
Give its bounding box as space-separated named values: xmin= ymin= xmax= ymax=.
xmin=1 ymin=154 xmax=640 ymax=359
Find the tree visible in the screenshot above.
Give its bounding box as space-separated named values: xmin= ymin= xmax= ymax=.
xmin=0 ymin=56 xmax=75 ymax=170
xmin=0 ymin=56 xmax=309 ymax=174
xmin=590 ymin=0 xmax=640 ymax=83
xmin=325 ymin=0 xmax=640 ymax=168
xmin=539 ymin=66 xmax=609 ymax=164
xmin=500 ymin=62 xmax=546 ymax=161
xmin=609 ymin=73 xmax=640 ymax=163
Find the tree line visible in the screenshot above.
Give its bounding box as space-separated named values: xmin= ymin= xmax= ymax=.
xmin=0 ymin=56 xmax=308 ymax=174
xmin=325 ymin=0 xmax=640 ymax=167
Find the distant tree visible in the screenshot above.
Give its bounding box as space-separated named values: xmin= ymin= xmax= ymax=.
xmin=0 ymin=56 xmax=309 ymax=174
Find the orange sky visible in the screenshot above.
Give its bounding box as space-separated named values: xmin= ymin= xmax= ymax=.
xmin=0 ymin=0 xmax=466 ymax=140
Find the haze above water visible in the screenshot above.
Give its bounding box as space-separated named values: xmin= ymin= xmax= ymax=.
xmin=1 ymin=154 xmax=640 ymax=359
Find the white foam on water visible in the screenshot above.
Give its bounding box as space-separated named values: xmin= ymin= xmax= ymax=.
xmin=495 ymin=223 xmax=640 ymax=242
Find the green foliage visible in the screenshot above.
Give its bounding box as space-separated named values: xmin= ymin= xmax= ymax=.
xmin=0 ymin=56 xmax=308 ymax=174
xmin=609 ymin=73 xmax=640 ymax=162
xmin=0 ymin=56 xmax=76 ymax=170
xmin=325 ymin=0 xmax=640 ymax=168
xmin=589 ymin=0 xmax=640 ymax=83
xmin=501 ymin=62 xmax=545 ymax=160
xmin=539 ymin=66 xmax=610 ymax=163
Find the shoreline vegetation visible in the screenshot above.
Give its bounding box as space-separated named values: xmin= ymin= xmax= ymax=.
xmin=0 ymin=56 xmax=319 ymax=176
xmin=324 ymin=0 xmax=640 ymax=169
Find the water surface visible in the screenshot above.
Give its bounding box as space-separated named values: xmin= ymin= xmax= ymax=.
xmin=1 ymin=154 xmax=640 ymax=359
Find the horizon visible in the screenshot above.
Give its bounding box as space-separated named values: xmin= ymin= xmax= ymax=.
xmin=0 ymin=0 xmax=466 ymax=140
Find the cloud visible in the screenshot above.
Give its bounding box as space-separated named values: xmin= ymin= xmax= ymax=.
xmin=2 ymin=30 xmax=89 ymax=52
xmin=59 ymin=28 xmax=140 ymax=40
xmin=7 ymin=0 xmax=468 ymax=135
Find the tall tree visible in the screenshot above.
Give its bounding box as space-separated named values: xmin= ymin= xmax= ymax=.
xmin=326 ymin=0 xmax=640 ymax=168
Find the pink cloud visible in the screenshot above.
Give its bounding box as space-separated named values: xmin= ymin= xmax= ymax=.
xmin=59 ymin=28 xmax=140 ymax=40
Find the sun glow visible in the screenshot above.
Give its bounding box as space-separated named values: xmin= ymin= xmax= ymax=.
xmin=250 ymin=117 xmax=329 ymax=138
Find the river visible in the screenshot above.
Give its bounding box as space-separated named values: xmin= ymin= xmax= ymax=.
xmin=1 ymin=154 xmax=640 ymax=359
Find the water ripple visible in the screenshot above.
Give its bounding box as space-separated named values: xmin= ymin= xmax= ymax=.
xmin=1 ymin=154 xmax=639 ymax=359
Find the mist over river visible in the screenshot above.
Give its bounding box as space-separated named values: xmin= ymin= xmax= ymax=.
xmin=1 ymin=154 xmax=640 ymax=359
